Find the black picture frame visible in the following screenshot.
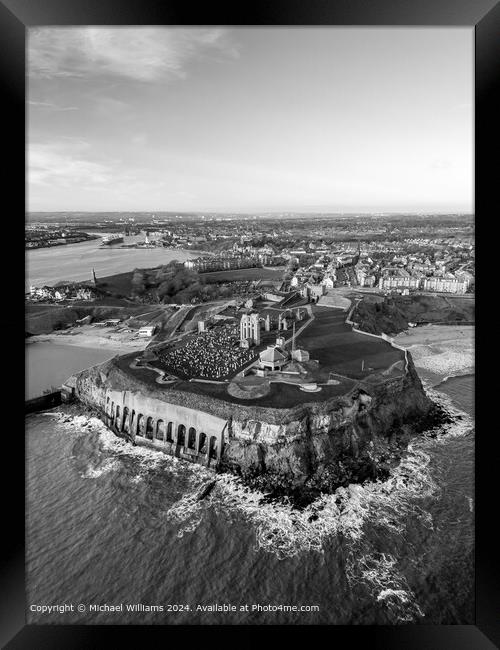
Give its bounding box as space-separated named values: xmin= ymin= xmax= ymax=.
xmin=6 ymin=0 xmax=499 ymax=647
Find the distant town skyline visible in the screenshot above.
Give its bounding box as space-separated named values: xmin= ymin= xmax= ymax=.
xmin=28 ymin=27 xmax=473 ymax=213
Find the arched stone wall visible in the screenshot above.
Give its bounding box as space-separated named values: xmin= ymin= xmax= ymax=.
xmin=122 ymin=407 xmax=129 ymax=433
xmin=198 ymin=432 xmax=207 ymax=454
xmin=103 ymin=389 xmax=227 ymax=468
xmin=188 ymin=427 xmax=196 ymax=450
xmin=136 ymin=413 xmax=144 ymax=437
xmin=177 ymin=424 xmax=186 ymax=447
xmin=209 ymin=436 xmax=218 ymax=460
xmin=156 ymin=419 xmax=165 ymax=441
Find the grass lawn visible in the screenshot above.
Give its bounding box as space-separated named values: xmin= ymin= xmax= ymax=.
xmin=201 ymin=267 xmax=284 ymax=283
xmin=25 ymin=303 xmax=64 ymax=314
xmin=297 ymin=306 xmax=404 ymax=379
xmin=96 ymin=270 xmax=136 ymax=297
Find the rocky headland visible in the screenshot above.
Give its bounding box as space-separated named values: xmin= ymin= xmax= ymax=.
xmin=66 ymin=346 xmax=448 ymax=507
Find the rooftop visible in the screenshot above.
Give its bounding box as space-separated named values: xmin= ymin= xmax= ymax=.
xmin=259 ymin=346 xmax=287 ymax=363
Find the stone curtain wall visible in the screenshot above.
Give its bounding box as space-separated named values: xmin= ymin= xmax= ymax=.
xmin=71 ymin=366 xmax=228 ymax=468
xmin=103 ymin=389 xmax=228 ymax=468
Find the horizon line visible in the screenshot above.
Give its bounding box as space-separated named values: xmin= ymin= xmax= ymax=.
xmin=27 ymin=210 xmax=475 ymax=215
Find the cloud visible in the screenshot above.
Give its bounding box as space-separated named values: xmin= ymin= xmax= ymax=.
xmin=131 ymin=134 xmax=147 ymax=145
xmin=28 ymin=100 xmax=78 ymax=111
xmin=28 ymin=141 xmax=112 ymax=187
xmin=93 ymin=96 xmax=131 ymax=117
xmin=28 ymin=27 xmax=237 ymax=82
xmin=430 ymin=159 xmax=453 ymax=170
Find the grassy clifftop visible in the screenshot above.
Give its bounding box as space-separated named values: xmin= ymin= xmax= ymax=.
xmin=352 ymin=294 xmax=474 ymax=336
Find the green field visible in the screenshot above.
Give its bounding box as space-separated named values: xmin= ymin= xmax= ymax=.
xmin=26 ymin=303 xmax=64 ymax=314
xmin=297 ymin=307 xmax=403 ymax=379
xmin=201 ymin=267 xmax=284 ymax=283
xmin=96 ymin=270 xmax=137 ymax=297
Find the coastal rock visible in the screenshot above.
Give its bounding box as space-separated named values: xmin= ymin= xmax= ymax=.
xmin=67 ymin=350 xmax=436 ymax=498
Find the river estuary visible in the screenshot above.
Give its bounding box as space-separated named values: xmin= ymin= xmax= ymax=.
xmin=26 ymin=233 xmax=196 ymax=291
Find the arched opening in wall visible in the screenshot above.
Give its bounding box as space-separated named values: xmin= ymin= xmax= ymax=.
xmin=198 ymin=432 xmax=207 ymax=454
xmin=166 ymin=422 xmax=173 ymax=443
xmin=106 ymin=396 xmax=110 ymax=415
xmin=136 ymin=414 xmax=144 ymax=437
xmin=146 ymin=417 xmax=154 ymax=440
xmin=122 ymin=407 xmax=129 ymax=433
xmin=188 ymin=427 xmax=196 ymax=450
xmin=156 ymin=419 xmax=165 ymax=441
xmin=130 ymin=410 xmax=135 ymax=434
xmin=209 ymin=436 xmax=218 ymax=460
xmin=177 ymin=424 xmax=186 ymax=447
xmin=110 ymin=402 xmax=115 ymax=425
xmin=115 ymin=406 xmax=121 ymax=430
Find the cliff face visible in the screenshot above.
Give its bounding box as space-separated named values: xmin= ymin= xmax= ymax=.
xmin=68 ymin=352 xmax=434 ymax=495
xmin=221 ymin=356 xmax=433 ymax=491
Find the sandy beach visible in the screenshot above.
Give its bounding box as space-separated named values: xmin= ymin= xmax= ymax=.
xmin=393 ymin=324 xmax=474 ymax=385
xmin=27 ymin=324 xmax=149 ymax=353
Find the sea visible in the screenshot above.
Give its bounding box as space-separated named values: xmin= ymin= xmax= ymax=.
xmin=25 ymin=343 xmax=118 ymax=400
xmin=25 ymin=346 xmax=474 ymax=625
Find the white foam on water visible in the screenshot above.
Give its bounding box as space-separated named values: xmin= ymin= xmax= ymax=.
xmin=212 ymin=441 xmax=438 ymax=561
xmin=164 ymin=490 xmax=205 ymax=537
xmin=53 ymin=411 xmax=212 ymax=481
xmin=206 ymin=441 xmax=444 ymax=622
xmin=50 ymin=403 xmax=469 ymax=622
xmin=53 ymin=412 xmax=100 ymax=431
xmin=53 ymin=410 xmax=216 ymax=535
xmin=422 ymin=385 xmax=474 ymax=442
xmin=347 ymin=552 xmax=424 ymax=623
xmin=82 ymin=458 xmax=120 ymax=479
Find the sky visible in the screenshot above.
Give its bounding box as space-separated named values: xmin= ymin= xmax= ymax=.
xmin=27 ymin=27 xmax=473 ymax=213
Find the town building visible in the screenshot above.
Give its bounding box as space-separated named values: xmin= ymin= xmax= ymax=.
xmin=422 ymin=277 xmax=468 ymax=294
xmin=292 ymin=349 xmax=310 ymax=362
xmin=259 ymin=345 xmax=288 ymax=371
xmin=137 ymin=325 xmax=157 ymax=337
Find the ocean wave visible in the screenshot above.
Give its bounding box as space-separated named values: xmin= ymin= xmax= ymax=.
xmin=438 ymin=370 xmax=474 ymax=385
xmin=52 ymin=410 xmax=443 ymax=559
xmin=422 ymin=386 xmax=474 ymax=441
xmin=411 ymin=344 xmax=474 ymax=378
xmin=82 ymin=458 xmax=120 ymax=479
xmin=53 ymin=411 xmax=212 ymax=481
xmin=211 ymin=441 xmax=438 ymax=561
xmin=205 ymin=450 xmax=437 ymax=621
xmin=163 ymin=479 xmax=214 ymax=538
xmin=166 ymin=492 xmax=206 ymax=538
xmin=347 ymin=552 xmax=424 ymax=623
xmin=54 ymin=411 xmax=214 ymax=536
xmin=49 ymin=406 xmax=467 ymax=622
